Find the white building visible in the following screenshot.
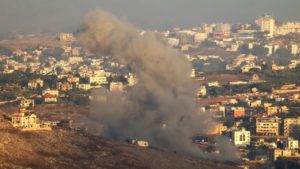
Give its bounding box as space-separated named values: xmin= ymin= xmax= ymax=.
xmin=89 ymin=76 xmax=108 ymax=85
xmin=284 ymin=137 xmax=299 ymax=149
xmin=256 ymin=15 xmax=275 ymax=38
xmin=197 ymin=85 xmax=207 ymax=97
xmin=233 ymin=128 xmax=251 ymax=146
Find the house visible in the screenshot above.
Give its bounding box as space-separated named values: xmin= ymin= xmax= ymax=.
xmin=208 ymin=81 xmax=220 ymax=87
xmin=67 ymin=75 xmax=80 ymax=84
xmin=78 ymin=84 xmax=91 ymax=91
xmin=89 ymin=76 xmax=108 ymax=85
xmin=10 ymin=113 xmax=53 ymax=131
xmin=43 ymin=89 xmax=59 ymax=97
xmin=28 ymin=78 xmax=44 ymax=89
xmin=225 ymin=107 xmax=245 ymax=118
xmin=57 ymin=82 xmax=73 ymax=91
xmin=266 ymin=106 xmax=279 ymax=116
xmin=44 ymin=93 xmax=58 ymax=103
xmin=19 ymin=99 xmax=34 ymax=113
xmin=11 ymin=113 xmax=37 ymax=128
xmin=197 ymin=85 xmax=207 ymax=97
xmin=20 ymin=99 xmax=34 ymax=109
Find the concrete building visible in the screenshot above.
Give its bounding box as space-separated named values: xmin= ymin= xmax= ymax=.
xmin=284 ymin=137 xmax=299 ymax=149
xmin=290 ymin=44 xmax=299 ymax=55
xmin=266 ymin=106 xmax=279 ymax=116
xmin=110 ymin=82 xmax=124 ymax=92
xmin=197 ymin=85 xmax=207 ymax=97
xmin=78 ymin=84 xmax=91 ymax=91
xmin=256 ymin=15 xmax=275 ymax=38
xmin=10 ymin=113 xmax=53 ymax=131
xmin=28 ymin=78 xmax=44 ymax=89
xmin=89 ymin=76 xmax=108 ymax=85
xmin=273 ymin=149 xmax=300 ymax=160
xmin=256 ymin=117 xmax=281 ymax=136
xmin=233 ymin=128 xmax=251 ymax=146
xmin=284 ymin=117 xmax=300 ymax=138
xmin=226 ymin=107 xmax=246 ymax=118
xmin=275 ymin=22 xmax=300 ymax=36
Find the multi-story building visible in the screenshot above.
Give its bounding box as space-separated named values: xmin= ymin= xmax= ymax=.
xmin=89 ymin=76 xmax=108 ymax=85
xmin=197 ymin=85 xmax=207 ymax=97
xmin=275 ymin=22 xmax=300 ymax=36
xmin=10 ymin=113 xmax=53 ymax=131
xmin=284 ymin=117 xmax=300 ymax=138
xmin=233 ymin=128 xmax=251 ymax=146
xmin=256 ymin=15 xmax=275 ymax=37
xmin=273 ymin=149 xmax=300 ymax=160
xmin=284 ymin=137 xmax=299 ymax=149
xmin=256 ymin=117 xmax=281 ymax=136
xmin=225 ymin=107 xmax=246 ymax=118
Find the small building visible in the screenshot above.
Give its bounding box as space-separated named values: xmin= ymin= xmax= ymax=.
xmin=28 ymin=78 xmax=44 ymax=89
xmin=284 ymin=137 xmax=299 ymax=149
xmin=89 ymin=76 xmax=108 ymax=85
xmin=266 ymin=106 xmax=279 ymax=116
xmin=110 ymin=82 xmax=124 ymax=92
xmin=67 ymin=75 xmax=80 ymax=84
xmin=197 ymin=85 xmax=207 ymax=97
xmin=20 ymin=99 xmax=34 ymax=109
xmin=225 ymin=107 xmax=245 ymax=118
xmin=44 ymin=93 xmax=58 ymax=103
xmin=252 ymin=74 xmax=260 ymax=81
xmin=10 ymin=113 xmax=53 ymax=131
xmin=57 ymin=82 xmax=73 ymax=91
xmin=78 ymin=84 xmax=91 ymax=91
xmin=131 ymin=139 xmax=149 ymax=148
xmin=273 ymin=149 xmax=300 ymax=160
xmin=43 ymin=89 xmax=59 ymax=97
xmin=19 ymin=99 xmax=34 ymax=113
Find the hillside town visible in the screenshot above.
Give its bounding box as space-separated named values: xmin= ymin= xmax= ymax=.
xmin=1 ymin=14 xmax=300 ymax=168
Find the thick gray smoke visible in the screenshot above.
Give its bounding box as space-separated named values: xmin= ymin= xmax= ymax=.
xmin=79 ymin=10 xmax=238 ymax=161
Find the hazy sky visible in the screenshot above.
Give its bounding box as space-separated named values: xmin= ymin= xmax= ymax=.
xmin=1 ymin=0 xmax=300 ymax=34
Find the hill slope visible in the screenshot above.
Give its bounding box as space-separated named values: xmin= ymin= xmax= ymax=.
xmin=0 ymin=119 xmax=237 ymax=169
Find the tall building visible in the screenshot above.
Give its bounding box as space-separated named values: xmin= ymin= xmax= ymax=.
xmin=256 ymin=117 xmax=281 ymax=136
xmin=233 ymin=128 xmax=251 ymax=146
xmin=215 ymin=23 xmax=232 ymax=33
xmin=284 ymin=117 xmax=300 ymax=139
xmin=256 ymin=15 xmax=275 ymax=38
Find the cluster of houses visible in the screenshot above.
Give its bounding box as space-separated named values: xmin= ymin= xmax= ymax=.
xmin=199 ymin=81 xmax=300 ymax=162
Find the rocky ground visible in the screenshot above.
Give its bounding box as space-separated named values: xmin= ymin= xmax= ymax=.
xmin=0 ymin=116 xmax=238 ymax=169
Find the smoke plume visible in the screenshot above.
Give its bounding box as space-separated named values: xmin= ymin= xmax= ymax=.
xmin=79 ymin=10 xmax=238 ymax=161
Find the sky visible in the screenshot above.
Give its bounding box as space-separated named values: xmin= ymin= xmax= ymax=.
xmin=0 ymin=0 xmax=300 ymax=34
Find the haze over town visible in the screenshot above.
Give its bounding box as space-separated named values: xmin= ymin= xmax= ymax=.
xmin=0 ymin=1 xmax=300 ymax=169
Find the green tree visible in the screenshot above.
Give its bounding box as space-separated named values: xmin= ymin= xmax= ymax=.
xmin=239 ymin=44 xmax=251 ymax=55
xmin=252 ymin=45 xmax=268 ymax=56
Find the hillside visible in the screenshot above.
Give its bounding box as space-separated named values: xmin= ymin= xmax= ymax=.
xmin=0 ymin=118 xmax=238 ymax=169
